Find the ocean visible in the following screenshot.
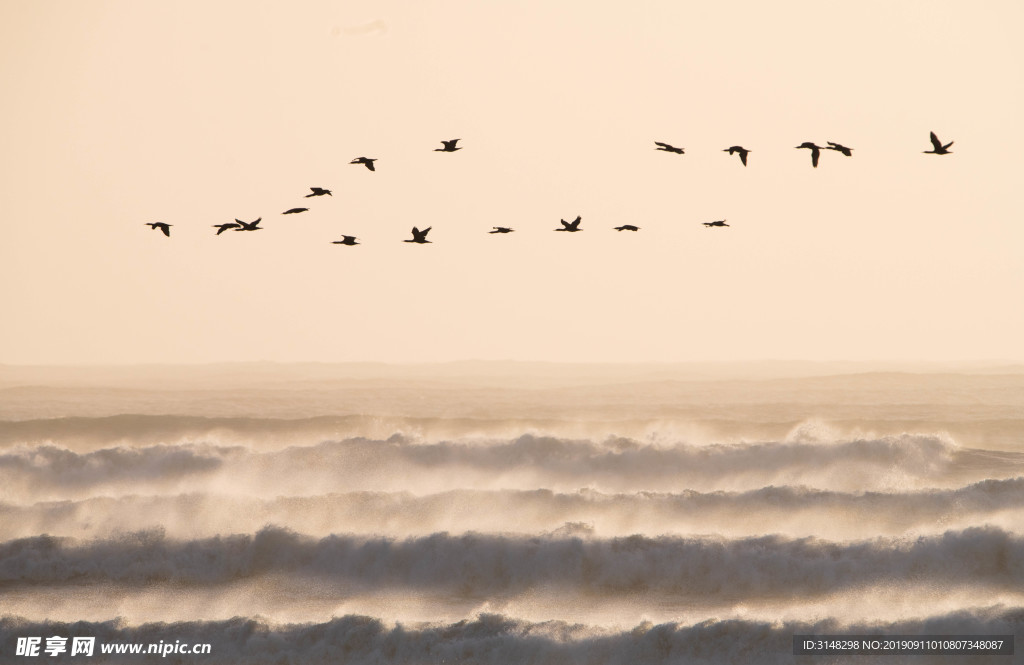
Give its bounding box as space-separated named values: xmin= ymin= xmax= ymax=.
xmin=1 ymin=363 xmax=1021 ymax=663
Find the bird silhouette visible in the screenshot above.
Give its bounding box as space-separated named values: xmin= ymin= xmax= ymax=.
xmin=703 ymin=219 xmax=729 ymax=227
xmin=146 ymin=222 xmax=171 ymax=236
xmin=283 ymin=208 xmax=309 ymax=215
xmin=212 ymin=223 xmax=239 ymax=235
xmin=556 ymin=216 xmax=582 ymax=232
xmin=332 ymin=235 xmax=359 ymax=245
xmin=435 ymin=139 xmax=462 ymax=152
xmin=404 ymin=226 xmax=432 ymax=243
xmin=306 ymin=187 xmax=332 ymax=197
xmin=795 ymin=142 xmax=823 ymax=167
xmin=234 ymin=218 xmax=263 ymax=231
xmin=723 ymin=146 xmax=750 ymax=166
xmin=924 ymin=131 xmax=954 ymax=155
xmin=615 ymin=225 xmax=640 ymax=231
xmin=826 ymin=141 xmax=853 ymax=157
xmin=350 ymin=157 xmax=377 ymax=171
xmin=489 ymin=227 xmax=514 ymax=234
xmin=654 ymin=142 xmax=685 ymax=154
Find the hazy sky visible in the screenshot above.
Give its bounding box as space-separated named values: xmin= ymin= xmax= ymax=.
xmin=2 ymin=0 xmax=1022 ymax=365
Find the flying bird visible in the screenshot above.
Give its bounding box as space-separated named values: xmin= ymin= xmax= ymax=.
xmin=350 ymin=157 xmax=377 ymax=171
xmin=703 ymin=219 xmax=729 ymax=227
xmin=795 ymin=142 xmax=824 ymax=168
xmin=489 ymin=227 xmax=514 ymax=234
xmin=212 ymin=223 xmax=239 ymax=235
xmin=306 ymin=187 xmax=332 ymax=197
xmin=234 ymin=218 xmax=263 ymax=231
xmin=924 ymin=131 xmax=954 ymax=155
xmin=332 ymin=235 xmax=359 ymax=245
xmin=654 ymin=142 xmax=685 ymax=154
xmin=283 ymin=208 xmax=309 ymax=215
xmin=614 ymin=225 xmax=640 ymax=231
xmin=404 ymin=226 xmax=432 ymax=243
xmin=556 ymin=216 xmax=582 ymax=232
xmin=146 ymin=222 xmax=171 ymax=236
xmin=435 ymin=139 xmax=462 ymax=152
xmin=723 ymin=146 xmax=750 ymax=166
xmin=826 ymin=141 xmax=854 ymax=156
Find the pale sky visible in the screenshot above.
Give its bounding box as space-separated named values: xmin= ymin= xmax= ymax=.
xmin=2 ymin=0 xmax=1022 ymax=364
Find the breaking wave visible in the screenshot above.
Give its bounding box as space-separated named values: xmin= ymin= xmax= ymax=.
xmin=0 ymin=444 xmax=228 ymax=498
xmin=5 ymin=432 xmax=1020 ymax=501
xmin=4 ymin=413 xmax=1023 ymax=453
xmin=3 ymin=369 xmax=1023 ymax=661
xmin=2 ymin=609 xmax=1021 ymax=665
xmin=2 ymin=526 xmax=1022 ymax=599
xmin=2 ymin=477 xmax=1023 ymax=541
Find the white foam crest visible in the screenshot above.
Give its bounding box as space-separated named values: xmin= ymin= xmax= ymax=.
xmin=9 ymin=413 xmax=1013 ymax=454
xmin=4 ymin=431 xmax=1016 ymax=502
xmin=2 ymin=527 xmax=1022 ymax=599
xmin=2 ymin=477 xmax=1023 ymax=541
xmin=0 ymin=443 xmax=234 ymax=501
xmin=1 ymin=608 xmax=1021 ymax=665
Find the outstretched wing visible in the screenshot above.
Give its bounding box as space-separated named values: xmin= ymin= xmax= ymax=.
xmin=828 ymin=142 xmax=852 ymax=156
xmin=929 ymin=132 xmax=943 ymax=150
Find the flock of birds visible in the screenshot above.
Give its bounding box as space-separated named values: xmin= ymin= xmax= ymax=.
xmin=145 ymin=132 xmax=955 ymax=243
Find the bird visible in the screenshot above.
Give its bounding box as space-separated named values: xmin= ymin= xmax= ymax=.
xmin=615 ymin=225 xmax=640 ymax=231
xmin=234 ymin=218 xmax=263 ymax=231
xmin=795 ymin=142 xmax=823 ymax=167
xmin=826 ymin=141 xmax=854 ymax=156
xmin=654 ymin=141 xmax=685 ymax=154
xmin=350 ymin=157 xmax=377 ymax=171
xmin=924 ymin=131 xmax=954 ymax=155
xmin=212 ymin=222 xmax=240 ymax=235
xmin=723 ymin=146 xmax=750 ymax=166
xmin=146 ymin=222 xmax=171 ymax=236
xmin=404 ymin=226 xmax=432 ymax=243
xmin=435 ymin=139 xmax=462 ymax=152
xmin=489 ymin=227 xmax=514 ymax=234
xmin=703 ymin=220 xmax=729 ymax=227
xmin=283 ymin=208 xmax=309 ymax=215
xmin=556 ymin=216 xmax=582 ymax=232
xmin=332 ymin=235 xmax=359 ymax=245
xmin=306 ymin=187 xmax=332 ymax=197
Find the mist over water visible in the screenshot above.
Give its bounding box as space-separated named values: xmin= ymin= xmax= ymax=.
xmin=1 ymin=364 xmax=1022 ymax=662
